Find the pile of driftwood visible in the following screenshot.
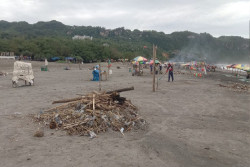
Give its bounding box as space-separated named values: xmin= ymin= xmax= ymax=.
xmin=34 ymin=87 xmax=146 ymax=137
xmin=219 ymin=83 xmax=249 ymax=92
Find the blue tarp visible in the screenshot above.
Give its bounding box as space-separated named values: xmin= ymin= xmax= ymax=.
xmin=65 ymin=57 xmax=75 ymax=61
xmin=92 ymin=69 xmax=99 ymax=81
xmin=50 ymin=57 xmax=60 ymax=61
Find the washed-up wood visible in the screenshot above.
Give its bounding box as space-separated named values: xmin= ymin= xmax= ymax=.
xmin=106 ymin=86 xmax=134 ymax=94
xmin=45 ymin=99 xmax=83 ymax=112
xmin=52 ymin=96 xmax=85 ymax=104
xmin=34 ymin=89 xmax=146 ymax=137
xmin=218 ymin=83 xmax=249 ymax=91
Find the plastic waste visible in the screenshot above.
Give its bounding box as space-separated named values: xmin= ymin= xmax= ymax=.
xmin=109 ymin=69 xmax=112 ymax=75
xmin=89 ymin=131 xmax=97 ymax=139
xmin=120 ymin=127 xmax=124 ymax=136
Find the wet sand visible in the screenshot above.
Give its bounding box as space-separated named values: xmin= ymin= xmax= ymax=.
xmin=0 ymin=60 xmax=250 ymax=167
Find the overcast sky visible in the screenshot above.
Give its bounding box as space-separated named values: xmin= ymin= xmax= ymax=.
xmin=0 ymin=0 xmax=249 ymax=38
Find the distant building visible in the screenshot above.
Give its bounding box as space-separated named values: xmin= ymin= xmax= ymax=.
xmin=72 ymin=35 xmax=93 ymax=40
xmin=103 ymin=43 xmax=109 ymax=47
xmin=0 ymin=52 xmax=15 ymax=60
xmin=187 ymin=35 xmax=195 ymax=39
xmin=100 ymin=30 xmax=110 ymax=37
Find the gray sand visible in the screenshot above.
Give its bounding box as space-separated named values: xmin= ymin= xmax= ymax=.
xmin=0 ymin=60 xmax=249 ymax=167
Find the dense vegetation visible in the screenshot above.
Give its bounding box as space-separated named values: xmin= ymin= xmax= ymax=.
xmin=0 ymin=20 xmax=249 ymax=63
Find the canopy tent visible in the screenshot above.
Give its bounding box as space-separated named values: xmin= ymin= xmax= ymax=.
xmin=149 ymin=60 xmax=160 ymax=65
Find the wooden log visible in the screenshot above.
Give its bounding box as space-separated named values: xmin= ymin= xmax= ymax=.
xmin=106 ymin=86 xmax=134 ymax=94
xmin=93 ymin=94 xmax=95 ymax=111
xmin=99 ymin=64 xmax=102 ymax=91
xmin=52 ymin=96 xmax=85 ymax=104
xmin=64 ymin=119 xmax=89 ymax=129
xmin=153 ymin=44 xmax=157 ymax=92
xmin=46 ymin=99 xmax=89 ymax=112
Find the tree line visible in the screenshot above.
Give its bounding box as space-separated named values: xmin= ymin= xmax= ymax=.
xmin=0 ymin=20 xmax=249 ymax=63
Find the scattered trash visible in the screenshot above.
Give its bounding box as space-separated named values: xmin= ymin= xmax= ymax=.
xmin=34 ymin=89 xmax=146 ymax=137
xmin=0 ymin=71 xmax=7 ymax=76
xmin=14 ymin=112 xmax=22 ymax=115
xmin=34 ymin=129 xmax=44 ymax=137
xmin=120 ymin=127 xmax=124 ymax=136
xmin=109 ymin=69 xmax=112 ymax=75
xmin=49 ymin=121 xmax=57 ymax=129
xmin=64 ymin=67 xmax=70 ymax=70
xmin=219 ymin=83 xmax=249 ymax=92
xmin=89 ymin=131 xmax=97 ymax=139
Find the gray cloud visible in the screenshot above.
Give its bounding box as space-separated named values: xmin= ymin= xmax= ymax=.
xmin=0 ymin=0 xmax=249 ymax=37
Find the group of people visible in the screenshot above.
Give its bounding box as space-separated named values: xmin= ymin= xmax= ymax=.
xmin=150 ymin=63 xmax=174 ymax=82
xmin=150 ymin=64 xmax=163 ymax=75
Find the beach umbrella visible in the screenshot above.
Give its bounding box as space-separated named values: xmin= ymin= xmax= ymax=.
xmin=131 ymin=61 xmax=138 ymax=65
xmin=239 ymin=64 xmax=245 ymax=70
xmin=234 ymin=64 xmax=242 ymax=69
xmin=243 ymin=65 xmax=250 ymax=71
xmin=232 ymin=64 xmax=244 ymax=69
xmin=133 ymin=56 xmax=147 ymax=62
xmin=149 ymin=60 xmax=160 ymax=65
xmin=132 ymin=61 xmax=145 ymax=65
xmin=226 ymin=64 xmax=235 ymax=68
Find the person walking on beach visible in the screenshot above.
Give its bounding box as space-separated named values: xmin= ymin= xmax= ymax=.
xmin=159 ymin=64 xmax=163 ymax=74
xmin=167 ymin=63 xmax=174 ymax=82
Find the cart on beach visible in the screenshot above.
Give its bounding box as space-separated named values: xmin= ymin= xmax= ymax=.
xmin=12 ymin=61 xmax=34 ymax=87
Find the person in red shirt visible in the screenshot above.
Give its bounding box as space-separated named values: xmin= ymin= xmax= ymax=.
xmin=167 ymin=63 xmax=174 ymax=82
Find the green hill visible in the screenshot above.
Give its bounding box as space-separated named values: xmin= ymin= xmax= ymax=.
xmin=0 ymin=20 xmax=249 ymax=63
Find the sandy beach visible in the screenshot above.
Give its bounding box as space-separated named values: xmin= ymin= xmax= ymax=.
xmin=0 ymin=60 xmax=249 ymax=167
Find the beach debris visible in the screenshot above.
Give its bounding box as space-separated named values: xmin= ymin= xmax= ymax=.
xmin=0 ymin=71 xmax=7 ymax=76
xmin=204 ymin=147 xmax=210 ymax=150
xmin=174 ymin=71 xmax=185 ymax=75
xmin=219 ymin=83 xmax=249 ymax=92
xmin=49 ymin=121 xmax=57 ymax=129
xmin=89 ymin=131 xmax=97 ymax=139
xmin=34 ymin=87 xmax=146 ymax=137
xmin=14 ymin=112 xmax=22 ymax=115
xmin=52 ymin=96 xmax=85 ymax=104
xmin=34 ymin=129 xmax=44 ymax=137
xmin=120 ymin=127 xmax=125 ymax=136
